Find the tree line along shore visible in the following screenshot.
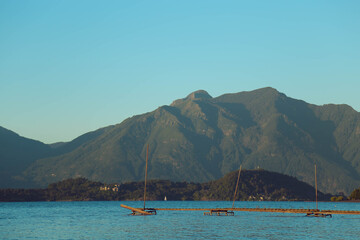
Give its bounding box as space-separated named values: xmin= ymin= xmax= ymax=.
xmin=1 ymin=169 xmax=359 ymax=202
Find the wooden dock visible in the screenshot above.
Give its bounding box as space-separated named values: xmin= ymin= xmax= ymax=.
xmin=121 ymin=204 xmax=360 ymax=216
xmin=155 ymin=207 xmax=360 ymax=215
xmin=203 ymin=209 xmax=234 ymax=216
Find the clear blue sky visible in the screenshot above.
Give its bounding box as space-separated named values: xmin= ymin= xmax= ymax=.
xmin=1 ymin=0 xmax=359 ymax=143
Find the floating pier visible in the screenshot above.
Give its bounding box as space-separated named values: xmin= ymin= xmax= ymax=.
xmin=121 ymin=204 xmax=360 ymax=216
xmin=204 ymin=209 xmax=234 ymax=216
xmin=152 ymin=207 xmax=360 ymax=215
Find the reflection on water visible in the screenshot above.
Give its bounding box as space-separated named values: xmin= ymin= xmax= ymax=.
xmin=1 ymin=201 xmax=360 ymax=239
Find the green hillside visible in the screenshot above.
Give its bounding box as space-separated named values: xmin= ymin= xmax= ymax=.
xmin=0 ymin=127 xmax=52 ymax=188
xmin=2 ymin=88 xmax=360 ymax=194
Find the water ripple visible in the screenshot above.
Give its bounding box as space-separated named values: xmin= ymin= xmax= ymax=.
xmin=1 ymin=201 xmax=359 ymax=239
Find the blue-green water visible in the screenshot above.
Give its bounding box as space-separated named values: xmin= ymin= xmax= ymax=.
xmin=1 ymin=201 xmax=360 ymax=239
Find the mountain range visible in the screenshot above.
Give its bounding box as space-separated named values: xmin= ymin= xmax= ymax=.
xmin=1 ymin=87 xmax=360 ymax=195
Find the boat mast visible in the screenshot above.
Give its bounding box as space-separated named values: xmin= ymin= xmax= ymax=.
xmin=232 ymin=165 xmax=242 ymax=209
xmin=315 ymin=164 xmax=318 ymax=209
xmin=144 ymin=144 xmax=149 ymax=210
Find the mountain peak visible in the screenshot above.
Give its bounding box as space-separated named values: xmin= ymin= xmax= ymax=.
xmin=186 ymin=90 xmax=212 ymax=100
xmin=240 ymin=87 xmax=281 ymax=97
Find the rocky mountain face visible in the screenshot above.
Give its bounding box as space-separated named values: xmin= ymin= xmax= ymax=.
xmin=2 ymin=88 xmax=360 ymax=194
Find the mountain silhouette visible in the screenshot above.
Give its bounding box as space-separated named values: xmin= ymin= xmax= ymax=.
xmin=2 ymin=87 xmax=360 ymax=194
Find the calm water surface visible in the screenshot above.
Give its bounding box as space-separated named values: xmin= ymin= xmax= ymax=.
xmin=1 ymin=201 xmax=359 ymax=239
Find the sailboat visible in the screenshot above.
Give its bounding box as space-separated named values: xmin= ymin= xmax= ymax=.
xmin=203 ymin=164 xmax=242 ymax=216
xmin=305 ymin=164 xmax=332 ymax=218
xmin=121 ymin=144 xmax=156 ymax=215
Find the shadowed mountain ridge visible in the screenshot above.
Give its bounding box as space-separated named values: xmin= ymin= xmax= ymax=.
xmin=1 ymin=87 xmax=360 ymax=194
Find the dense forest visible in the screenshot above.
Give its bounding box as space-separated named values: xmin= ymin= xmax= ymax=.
xmin=349 ymin=187 xmax=360 ymax=200
xmin=0 ymin=169 xmax=345 ymax=202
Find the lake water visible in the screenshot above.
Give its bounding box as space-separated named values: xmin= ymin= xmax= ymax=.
xmin=1 ymin=201 xmax=360 ymax=239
